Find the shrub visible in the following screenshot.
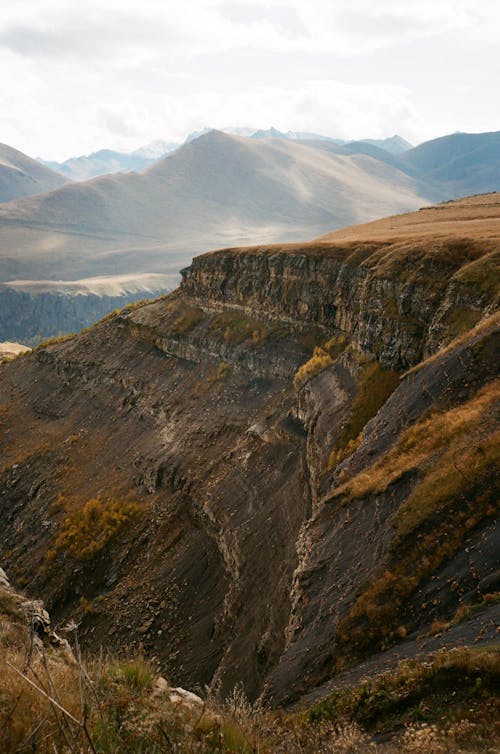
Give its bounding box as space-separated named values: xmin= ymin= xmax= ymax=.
xmin=294 ymin=346 xmax=333 ymax=389
xmin=217 ymin=361 xmax=231 ymax=380
xmin=107 ymin=657 xmax=156 ymax=690
xmin=46 ymin=497 xmax=141 ymax=562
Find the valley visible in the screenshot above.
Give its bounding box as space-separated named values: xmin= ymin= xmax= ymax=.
xmin=1 ymin=195 xmax=498 ymax=716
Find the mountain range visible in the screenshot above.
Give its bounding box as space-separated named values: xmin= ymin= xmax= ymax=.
xmin=0 ymin=129 xmax=432 ymax=284
xmin=0 ymin=128 xmax=499 ymax=345
xmin=41 ymin=140 xmax=178 ymax=181
xmin=39 ymin=130 xmax=413 ymax=182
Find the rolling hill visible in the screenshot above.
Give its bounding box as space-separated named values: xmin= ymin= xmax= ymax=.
xmin=400 ymin=130 xmax=500 ymax=197
xmin=0 ymin=143 xmax=68 ymax=202
xmin=0 ymin=130 xmax=432 ymax=283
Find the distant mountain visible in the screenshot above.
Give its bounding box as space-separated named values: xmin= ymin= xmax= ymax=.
xmin=250 ymin=127 xmax=345 ymax=143
xmin=132 ymin=139 xmax=178 ymax=160
xmin=38 ymin=131 xmax=413 ymax=183
xmin=0 ymin=143 xmax=68 ymax=202
xmin=0 ymin=129 xmax=431 ymax=285
xmin=42 ymin=143 xmax=178 ymax=181
xmin=360 ymin=135 xmax=413 ymax=154
xmin=300 ymin=138 xmax=408 ymax=171
xmin=248 ymin=128 xmax=411 ymax=153
xmin=401 ymin=131 xmax=500 ymax=196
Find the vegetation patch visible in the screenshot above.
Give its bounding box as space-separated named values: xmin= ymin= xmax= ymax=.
xmin=172 ymin=305 xmax=206 ymax=334
xmin=328 ymin=361 xmax=399 ymax=469
xmin=453 ymin=251 xmax=500 ymax=298
xmin=445 ymin=306 xmax=482 ymax=339
xmin=34 ymin=332 xmax=76 ymax=350
xmin=330 ymin=380 xmax=499 ymax=659
xmin=334 ymin=447 xmax=498 ymax=658
xmin=294 ymin=346 xmax=333 ymax=390
xmin=216 ymin=361 xmax=232 ymax=380
xmin=1 ymin=583 xmax=498 ymax=753
xmin=393 ymin=431 xmax=499 ymax=543
xmin=210 ymin=309 xmax=288 ymax=346
xmin=334 ymin=378 xmax=499 ymax=502
xmin=46 ymin=497 xmax=141 ymax=563
xmin=308 ymin=647 xmax=500 ymax=736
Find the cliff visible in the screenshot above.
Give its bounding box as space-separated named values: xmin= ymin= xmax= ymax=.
xmin=0 ymin=195 xmax=498 ymax=709
xmin=0 ymin=274 xmax=172 ymax=345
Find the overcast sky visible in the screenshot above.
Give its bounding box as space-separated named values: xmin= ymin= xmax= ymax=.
xmin=1 ymin=0 xmax=499 ymax=160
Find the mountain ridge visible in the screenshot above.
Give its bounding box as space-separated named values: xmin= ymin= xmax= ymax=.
xmin=0 ymin=142 xmax=68 ymax=203
xmin=0 ymin=130 xmax=431 ymax=284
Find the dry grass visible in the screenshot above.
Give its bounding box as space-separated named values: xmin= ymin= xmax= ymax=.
xmin=1 ymin=581 xmax=498 ymax=753
xmin=294 ymin=346 xmax=333 ymax=390
xmin=327 ymin=379 xmax=499 ymax=659
xmin=403 ymin=310 xmax=499 ymax=378
xmin=210 ymin=309 xmax=288 ymax=346
xmin=172 ymin=305 xmax=206 ymax=334
xmin=453 ymin=249 xmax=500 ymax=297
xmin=328 ymin=361 xmax=399 ymax=469
xmin=444 ymin=306 xmax=482 ymax=339
xmin=332 ymin=377 xmax=499 ymax=503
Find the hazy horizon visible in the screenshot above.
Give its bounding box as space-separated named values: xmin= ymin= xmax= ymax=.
xmin=1 ymin=0 xmax=498 ymax=162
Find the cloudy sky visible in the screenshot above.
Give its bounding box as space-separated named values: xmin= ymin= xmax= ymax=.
xmin=1 ymin=0 xmax=499 ymax=160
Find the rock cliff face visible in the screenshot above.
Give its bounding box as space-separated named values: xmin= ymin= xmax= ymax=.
xmin=182 ymin=238 xmax=496 ymax=370
xmin=0 ymin=197 xmax=498 ymax=708
xmin=0 ymin=276 xmax=171 ymax=346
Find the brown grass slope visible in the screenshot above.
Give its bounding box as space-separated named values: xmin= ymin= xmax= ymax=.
xmin=0 ymin=130 xmax=431 ymax=281
xmin=0 ymin=142 xmax=68 ymax=203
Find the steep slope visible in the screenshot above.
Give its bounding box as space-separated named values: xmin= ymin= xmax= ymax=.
xmin=2 ymin=571 xmax=496 ymax=752
xmin=0 ymin=143 xmax=68 ymax=202
xmin=0 ymin=130 xmax=431 ymax=283
xmin=401 ymin=131 xmax=500 ymax=198
xmin=0 ymin=196 xmax=498 ymax=709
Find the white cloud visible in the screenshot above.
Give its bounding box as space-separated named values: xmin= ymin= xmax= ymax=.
xmin=1 ymin=0 xmax=499 ymax=62
xmin=0 ymin=0 xmax=498 ymax=158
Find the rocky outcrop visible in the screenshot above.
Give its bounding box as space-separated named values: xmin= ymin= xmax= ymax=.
xmin=182 ymin=240 xmax=497 ymax=369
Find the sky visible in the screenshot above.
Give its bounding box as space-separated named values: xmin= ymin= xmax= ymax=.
xmin=0 ymin=0 xmax=499 ymax=160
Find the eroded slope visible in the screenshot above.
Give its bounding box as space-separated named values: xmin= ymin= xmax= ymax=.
xmin=0 ymin=196 xmax=498 ymax=706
